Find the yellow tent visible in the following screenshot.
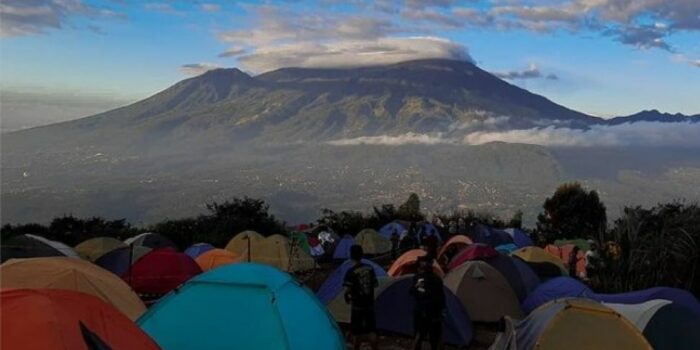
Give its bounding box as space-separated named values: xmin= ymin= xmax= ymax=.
xmin=225 ymin=230 xmax=264 ymax=256
xmin=490 ymin=298 xmax=652 ymax=350
xmin=355 ymin=229 xmax=391 ymax=255
xmin=0 ymin=257 xmax=146 ymax=320
xmin=512 ymin=246 xmax=567 ymax=274
xmin=195 ymin=249 xmax=241 ymax=272
xmin=257 ymin=234 xmax=316 ymax=272
xmin=74 ymin=237 xmax=126 ymax=261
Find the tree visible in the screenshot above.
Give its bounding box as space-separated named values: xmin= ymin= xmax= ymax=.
xmin=537 ymin=182 xmax=607 ymax=240
xmin=507 ymin=210 xmax=523 ymax=229
xmin=397 ymin=193 xmax=424 ymax=221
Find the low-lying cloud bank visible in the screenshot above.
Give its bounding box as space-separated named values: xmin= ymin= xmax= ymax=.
xmin=328 ymin=121 xmax=700 ymax=148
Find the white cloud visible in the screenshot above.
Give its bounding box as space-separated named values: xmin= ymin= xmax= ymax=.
xmin=200 ymin=3 xmax=220 ymax=13
xmin=236 ymin=36 xmax=471 ymax=72
xmin=494 ymin=63 xmax=559 ymax=80
xmin=328 ymin=132 xmax=454 ymax=146
xmin=179 ymin=62 xmax=221 ymax=76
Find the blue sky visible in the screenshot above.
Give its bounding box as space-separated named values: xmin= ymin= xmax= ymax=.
xmin=1 ymin=0 xmax=700 ymax=119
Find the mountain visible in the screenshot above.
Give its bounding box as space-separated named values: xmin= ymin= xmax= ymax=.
xmin=2 ymin=59 xmax=699 ymax=226
xmin=605 ymin=109 xmax=700 ymax=125
xmin=2 ymin=59 xmax=599 ymax=156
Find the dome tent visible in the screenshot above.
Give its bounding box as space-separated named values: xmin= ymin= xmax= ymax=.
xmin=138 ymin=263 xmax=345 ymax=350
xmin=317 ymin=259 xmax=387 ymax=304
xmin=375 ymin=275 xmax=473 ymax=346
xmin=388 ymin=249 xmax=444 ymax=278
xmin=490 ymin=298 xmax=651 ymax=350
xmin=606 ymin=300 xmax=700 ymax=350
xmin=522 ymin=276 xmax=594 ymax=313
xmin=355 ymin=229 xmax=392 ymax=255
xmin=332 ymin=234 xmax=355 ymax=260
xmin=469 ymin=224 xmax=513 ymax=247
xmin=447 ymin=243 xmax=498 ymax=270
xmin=1 ymin=257 xmax=147 ymax=320
xmin=95 ymin=245 xmax=152 ymax=277
xmin=125 ymin=248 xmax=202 ymax=300
xmin=184 ymin=243 xmax=215 ymax=259
xmin=195 ymin=248 xmax=240 ymax=271
xmin=437 ymin=235 xmax=473 ymax=261
xmin=512 ymin=246 xmax=567 ymax=280
xmin=378 ymin=221 xmax=408 ymax=239
xmin=1 ymin=289 xmax=160 ymax=350
xmin=503 ymin=228 xmax=534 ymax=248
xmin=74 ymin=237 xmax=126 ymax=261
xmin=124 ymin=232 xmax=177 ymax=250
xmin=225 ymin=230 xmax=264 ymax=256
xmin=1 ymin=234 xmax=78 ymax=262
xmin=444 ymin=261 xmax=523 ymax=322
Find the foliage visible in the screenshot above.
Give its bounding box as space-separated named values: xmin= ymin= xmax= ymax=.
xmin=1 ymin=216 xmax=133 ymax=246
xmin=537 ymin=182 xmax=607 ymax=240
xmin=597 ymin=202 xmax=700 ymax=296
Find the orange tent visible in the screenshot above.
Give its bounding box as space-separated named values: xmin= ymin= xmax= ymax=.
xmin=195 ymin=248 xmax=241 ymax=271
xmin=1 ymin=288 xmax=160 ymax=350
xmin=559 ymin=244 xmax=586 ymax=278
xmin=544 ymin=244 xmax=561 ymax=259
xmin=437 ymin=235 xmax=473 ymax=261
xmin=388 ymin=249 xmax=444 ymax=278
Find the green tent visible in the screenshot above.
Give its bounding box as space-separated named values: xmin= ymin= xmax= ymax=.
xmin=289 ymin=232 xmax=311 ymax=255
xmin=554 ymin=239 xmax=590 ymax=251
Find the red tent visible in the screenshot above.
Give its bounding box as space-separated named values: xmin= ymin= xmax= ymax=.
xmin=448 ymin=244 xmax=498 ymax=270
xmin=1 ymin=288 xmax=160 ymax=350
xmin=123 ymin=248 xmax=202 ymax=300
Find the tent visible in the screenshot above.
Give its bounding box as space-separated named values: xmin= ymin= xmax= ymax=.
xmin=355 ymin=229 xmax=392 ymax=255
xmin=480 ymin=254 xmax=533 ymax=302
xmin=2 ymin=234 xmax=66 ymax=262
xmin=522 ymin=277 xmax=594 ymax=313
xmin=124 ymin=232 xmax=177 ymax=250
xmin=332 ymin=235 xmax=355 ymax=260
xmin=138 ymin=263 xmax=345 ymax=350
xmin=375 ymin=275 xmax=473 ymax=346
xmin=326 ymin=276 xmax=392 ymax=324
xmin=256 ymin=234 xmax=316 ymax=272
xmin=378 ymin=221 xmax=408 ymax=239
xmin=1 ymin=289 xmax=160 ymax=350
xmin=74 ymin=237 xmax=126 ymax=261
xmin=597 ymin=287 xmax=700 ymax=316
xmin=318 ymin=259 xmax=387 ymax=323
xmin=554 ymin=238 xmax=590 ymax=251
xmin=195 ymin=248 xmax=240 ymax=271
xmin=469 ymin=224 xmax=513 ymax=247
xmin=1 ymin=257 xmax=146 ymax=320
xmin=490 ymin=298 xmax=651 ymax=350
xmin=559 ymin=243 xmax=586 ymax=278
xmin=447 ymin=243 xmax=499 ymax=270
xmin=606 ymin=300 xmax=700 ymax=350
xmin=125 ymin=248 xmax=202 ymax=300
xmin=95 ymin=245 xmax=152 ymax=277
xmin=417 ymin=222 xmax=442 ymax=242
xmin=388 ymin=249 xmax=444 ymax=278
xmin=510 ymin=256 xmax=542 ymax=298
xmin=225 ymin=230 xmax=264 ymax=256
xmin=184 ymin=243 xmax=215 ymax=259
xmin=289 ymin=231 xmax=312 ymax=255
xmin=444 ymin=261 xmax=523 ymax=322
xmin=437 ymin=235 xmax=472 ymax=262
xmin=512 ymin=246 xmax=567 ymax=280
xmin=1 ymin=234 xmax=79 ymax=262
xmin=495 ymin=243 xmax=518 ymax=254
xmin=503 ymin=228 xmax=534 ymax=248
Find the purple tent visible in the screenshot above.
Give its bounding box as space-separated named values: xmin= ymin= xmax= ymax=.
xmin=418 ymin=222 xmax=442 ymax=243
xmin=184 ymin=243 xmax=214 ymax=259
xmin=484 ymin=254 xmax=529 ymax=302
xmin=375 ymin=276 xmax=473 ymax=346
xmin=379 ymin=222 xmax=407 ymax=239
xmin=316 ymin=259 xmax=387 ymax=304
xmin=504 ymin=228 xmax=534 ymax=248
xmin=332 ymin=235 xmax=355 ymax=260
xmin=470 ymin=224 xmax=513 ymax=247
xmin=522 ymin=277 xmax=594 ymax=313
xmin=597 ymin=287 xmax=700 ymax=316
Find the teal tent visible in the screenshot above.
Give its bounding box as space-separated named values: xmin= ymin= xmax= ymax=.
xmin=138 ymin=263 xmax=344 ymax=350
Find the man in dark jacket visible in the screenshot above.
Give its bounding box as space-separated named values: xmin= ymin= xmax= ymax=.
xmin=410 ymin=256 xmax=446 ymax=350
xmin=344 ymin=245 xmax=378 ymax=350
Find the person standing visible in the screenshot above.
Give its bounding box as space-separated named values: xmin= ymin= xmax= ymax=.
xmin=585 ymin=240 xmax=603 ymax=285
xmin=410 ymin=256 xmax=446 ymax=350
xmin=390 ymin=230 xmax=400 ymax=261
xmin=344 ymin=245 xmax=378 ymax=350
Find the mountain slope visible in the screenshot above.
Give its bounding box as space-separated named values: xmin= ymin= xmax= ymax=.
xmin=605 ymin=109 xmax=700 ymax=125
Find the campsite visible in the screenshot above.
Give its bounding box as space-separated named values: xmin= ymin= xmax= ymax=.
xmin=2 ymin=188 xmax=700 ymax=350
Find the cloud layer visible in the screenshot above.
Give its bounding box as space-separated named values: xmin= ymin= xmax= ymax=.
xmin=0 ymin=0 xmax=122 ymax=37
xmin=329 ymin=121 xmax=700 ymax=148
xmin=179 ymin=63 xmax=221 ymax=76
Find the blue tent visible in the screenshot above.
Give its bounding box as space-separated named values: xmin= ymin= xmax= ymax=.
xmin=504 ymin=228 xmax=534 ymax=248
xmin=417 ymin=222 xmax=442 ymax=242
xmin=332 ymin=235 xmax=354 ymax=260
xmin=484 ymin=254 xmax=530 ymax=302
xmin=375 ymin=275 xmax=473 ymax=346
xmin=598 ymin=287 xmax=700 ymax=316
xmin=378 ymin=222 xmax=407 ymax=239
xmin=316 ymin=259 xmax=387 ymax=304
xmin=522 ymin=277 xmax=594 ymax=313
xmin=470 ymin=224 xmax=513 ymax=247
xmin=138 ymin=263 xmax=345 ymax=350
xmin=511 ymin=257 xmax=541 ymax=298
xmin=495 ymin=243 xmax=518 ymax=254
xmin=184 ymin=243 xmax=214 ymax=259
